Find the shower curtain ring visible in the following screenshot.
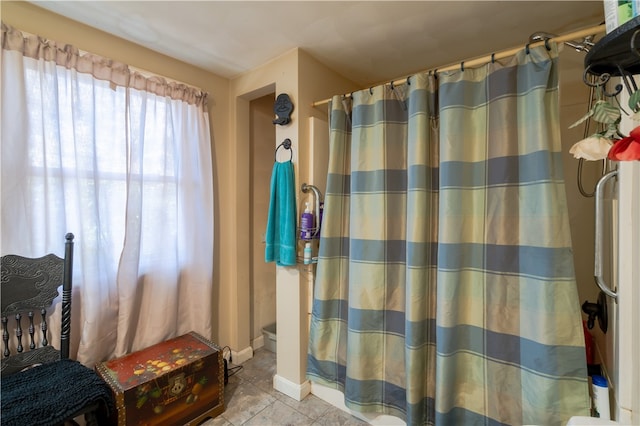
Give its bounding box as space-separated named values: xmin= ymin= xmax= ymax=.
xmin=460 ymin=61 xmax=465 ymax=72
xmin=390 ymin=81 xmax=395 ymax=90
xmin=370 ymin=87 xmax=374 ymax=95
xmin=525 ymin=43 xmax=531 ymax=54
xmin=544 ymin=38 xmax=551 ymax=51
xmin=491 ymin=53 xmax=496 ymax=63
xmin=406 ymin=76 xmax=411 ymax=85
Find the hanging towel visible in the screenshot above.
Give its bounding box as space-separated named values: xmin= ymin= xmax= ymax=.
xmin=265 ymin=160 xmax=297 ymax=266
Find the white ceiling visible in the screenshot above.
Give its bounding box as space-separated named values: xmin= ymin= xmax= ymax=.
xmin=30 ymin=1 xmax=605 ymax=86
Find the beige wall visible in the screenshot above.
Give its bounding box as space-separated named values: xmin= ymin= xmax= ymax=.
xmin=224 ymin=49 xmax=297 ymax=359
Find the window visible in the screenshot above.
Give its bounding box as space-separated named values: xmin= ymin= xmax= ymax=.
xmin=2 ymin=26 xmax=214 ymax=364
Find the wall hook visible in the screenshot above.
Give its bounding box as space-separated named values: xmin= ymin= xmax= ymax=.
xmin=582 ymin=291 xmax=608 ymax=333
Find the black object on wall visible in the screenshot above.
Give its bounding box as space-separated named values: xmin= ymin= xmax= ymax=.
xmin=273 ymin=93 xmax=293 ymax=125
xmin=582 ymin=290 xmax=608 ymax=333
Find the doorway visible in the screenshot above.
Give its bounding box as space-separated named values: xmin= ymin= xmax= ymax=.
xmin=249 ymin=93 xmax=277 ymax=349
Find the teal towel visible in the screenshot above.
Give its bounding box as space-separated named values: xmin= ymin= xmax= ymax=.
xmin=265 ymin=160 xmax=297 ymax=266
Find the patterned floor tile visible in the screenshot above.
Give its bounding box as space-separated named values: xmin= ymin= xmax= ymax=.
xmin=199 ymin=348 xmax=372 ymax=426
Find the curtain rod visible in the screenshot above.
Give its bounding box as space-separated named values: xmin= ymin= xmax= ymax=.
xmin=312 ymin=24 xmax=606 ymax=108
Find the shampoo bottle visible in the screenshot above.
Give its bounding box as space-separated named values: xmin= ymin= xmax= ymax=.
xmin=300 ymin=202 xmax=314 ymax=240
xmin=303 ymin=242 xmax=312 ymax=264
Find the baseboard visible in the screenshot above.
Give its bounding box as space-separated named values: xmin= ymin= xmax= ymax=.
xmin=273 ymin=374 xmax=311 ymax=401
xmin=252 ymin=334 xmax=265 ymax=350
xmin=310 ymin=382 xmax=405 ymax=425
xmin=231 ymin=346 xmax=254 ymax=365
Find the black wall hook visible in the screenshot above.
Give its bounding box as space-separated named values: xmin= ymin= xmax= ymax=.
xmin=582 ymin=291 xmax=608 ymax=333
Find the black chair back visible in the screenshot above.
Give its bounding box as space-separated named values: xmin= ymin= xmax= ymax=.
xmin=1 ymin=233 xmax=74 ymax=376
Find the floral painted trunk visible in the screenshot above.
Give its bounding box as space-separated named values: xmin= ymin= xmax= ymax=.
xmin=95 ymin=332 xmax=224 ymax=425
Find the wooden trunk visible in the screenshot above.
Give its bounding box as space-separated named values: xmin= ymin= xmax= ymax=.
xmin=95 ymin=332 xmax=224 ymax=426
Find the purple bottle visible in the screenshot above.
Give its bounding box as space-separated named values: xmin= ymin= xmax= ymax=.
xmin=300 ymin=202 xmax=314 ymax=240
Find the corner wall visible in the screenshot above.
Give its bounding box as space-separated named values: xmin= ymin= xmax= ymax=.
xmin=227 ymin=48 xmax=358 ymax=396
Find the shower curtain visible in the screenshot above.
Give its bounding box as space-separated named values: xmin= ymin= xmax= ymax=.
xmin=307 ymin=43 xmax=590 ymax=425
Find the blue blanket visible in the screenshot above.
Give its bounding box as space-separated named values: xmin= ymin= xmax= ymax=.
xmin=265 ymin=160 xmax=297 ymax=266
xmin=1 ymin=358 xmax=114 ymax=425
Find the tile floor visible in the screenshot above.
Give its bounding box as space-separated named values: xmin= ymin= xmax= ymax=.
xmin=200 ymin=349 xmax=368 ymax=426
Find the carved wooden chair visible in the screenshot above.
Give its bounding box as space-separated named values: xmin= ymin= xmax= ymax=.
xmin=1 ymin=233 xmax=114 ymax=426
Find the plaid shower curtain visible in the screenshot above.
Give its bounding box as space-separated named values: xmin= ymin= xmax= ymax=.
xmin=307 ymin=43 xmax=590 ymax=425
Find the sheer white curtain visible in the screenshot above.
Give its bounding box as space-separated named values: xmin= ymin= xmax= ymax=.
xmin=1 ymin=24 xmax=214 ymax=366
